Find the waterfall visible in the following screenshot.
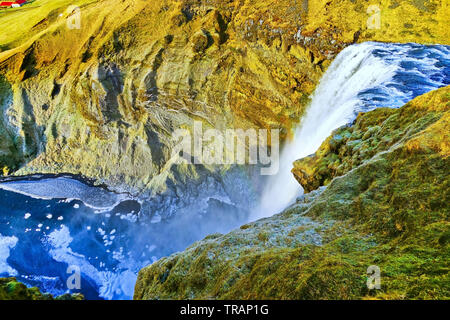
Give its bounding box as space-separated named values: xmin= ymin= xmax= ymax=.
xmin=253 ymin=42 xmax=450 ymax=220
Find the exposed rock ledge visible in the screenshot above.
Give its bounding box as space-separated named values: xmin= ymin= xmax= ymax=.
xmin=134 ymin=86 xmax=449 ymax=300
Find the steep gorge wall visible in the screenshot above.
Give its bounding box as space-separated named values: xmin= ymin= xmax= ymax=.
xmin=0 ymin=0 xmax=448 ymax=194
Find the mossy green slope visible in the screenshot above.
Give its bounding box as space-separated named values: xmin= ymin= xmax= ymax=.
xmin=0 ymin=277 xmax=84 ymax=300
xmin=134 ymin=86 xmax=449 ymax=300
xmin=0 ymin=0 xmax=448 ymax=193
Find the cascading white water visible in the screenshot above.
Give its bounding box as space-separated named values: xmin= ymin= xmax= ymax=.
xmin=253 ymin=42 xmax=450 ymax=220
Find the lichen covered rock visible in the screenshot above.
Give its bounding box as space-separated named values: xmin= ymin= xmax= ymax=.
xmin=293 ymin=85 xmax=450 ymax=193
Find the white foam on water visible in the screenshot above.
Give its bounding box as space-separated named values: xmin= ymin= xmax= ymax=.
xmin=0 ymin=234 xmax=18 ymax=276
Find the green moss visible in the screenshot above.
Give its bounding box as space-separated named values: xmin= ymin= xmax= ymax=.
xmin=0 ymin=277 xmax=84 ymax=300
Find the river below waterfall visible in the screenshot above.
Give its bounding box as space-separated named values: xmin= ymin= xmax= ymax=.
xmin=1 ymin=42 xmax=449 ymax=300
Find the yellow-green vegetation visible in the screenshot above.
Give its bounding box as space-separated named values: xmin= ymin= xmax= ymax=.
xmin=0 ymin=0 xmax=97 ymax=52
xmin=134 ymin=86 xmax=450 ymax=300
xmin=305 ymin=0 xmax=449 ymax=45
xmin=0 ymin=0 xmax=448 ymax=193
xmin=293 ymin=85 xmax=450 ymax=192
xmin=0 ymin=277 xmax=84 ymax=300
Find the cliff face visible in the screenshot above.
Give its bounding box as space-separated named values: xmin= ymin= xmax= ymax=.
xmin=134 ymin=86 xmax=450 ymax=300
xmin=0 ymin=0 xmax=448 ymax=193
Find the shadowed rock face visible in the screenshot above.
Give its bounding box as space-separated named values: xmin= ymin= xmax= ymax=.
xmin=0 ymin=0 xmax=448 ymax=193
xmin=134 ymin=86 xmax=450 ymax=300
